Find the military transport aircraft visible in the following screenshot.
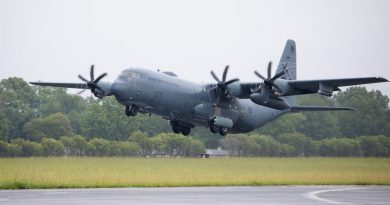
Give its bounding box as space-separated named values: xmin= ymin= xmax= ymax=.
xmin=30 ymin=40 xmax=388 ymax=136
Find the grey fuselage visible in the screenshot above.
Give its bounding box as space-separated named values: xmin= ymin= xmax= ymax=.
xmin=109 ymin=68 xmax=286 ymax=133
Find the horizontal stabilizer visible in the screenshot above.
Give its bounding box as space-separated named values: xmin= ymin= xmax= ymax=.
xmin=290 ymin=106 xmax=356 ymax=112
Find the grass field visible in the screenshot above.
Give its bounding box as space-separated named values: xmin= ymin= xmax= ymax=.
xmin=0 ymin=157 xmax=389 ymax=189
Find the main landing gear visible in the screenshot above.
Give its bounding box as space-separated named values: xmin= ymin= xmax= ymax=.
xmin=209 ymin=121 xmax=228 ymax=136
xmin=125 ymin=105 xmax=138 ymax=116
xmin=170 ymin=121 xmax=191 ymax=136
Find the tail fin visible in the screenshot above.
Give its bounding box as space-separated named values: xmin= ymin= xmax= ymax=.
xmin=277 ymin=39 xmax=297 ymax=105
xmin=276 ymin=39 xmax=296 ymax=80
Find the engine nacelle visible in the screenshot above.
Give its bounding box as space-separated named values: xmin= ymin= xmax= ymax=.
xmin=212 ymin=116 xmax=233 ymax=128
xmin=250 ymin=93 xmax=290 ymax=110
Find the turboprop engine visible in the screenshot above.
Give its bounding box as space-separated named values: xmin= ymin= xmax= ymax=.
xmin=250 ymin=92 xmax=290 ymax=110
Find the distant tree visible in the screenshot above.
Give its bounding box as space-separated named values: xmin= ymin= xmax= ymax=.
xmin=34 ymin=87 xmax=87 ymax=117
xmin=0 ymin=112 xmax=9 ymax=141
xmin=72 ymin=135 xmax=89 ymax=156
xmin=89 ymin=138 xmax=111 ymax=156
xmin=66 ymin=110 xmax=83 ymax=135
xmin=151 ymin=133 xmax=204 ymax=157
xmin=191 ymin=127 xmax=225 ymax=149
xmin=109 ymin=141 xmax=122 ymax=156
xmin=85 ymin=142 xmax=97 ymax=156
xmin=5 ymin=143 xmax=23 ymax=157
xmin=279 ymin=144 xmax=296 ymax=157
xmin=357 ymin=136 xmax=388 ymax=157
xmin=41 ymin=138 xmax=65 ymax=156
xmin=278 ymin=133 xmax=318 ymax=156
xmin=335 ymin=87 xmax=390 ymax=137
xmin=12 ymin=139 xmax=43 ymax=157
xmin=257 ymin=113 xmax=306 ymax=137
xmin=376 ymin=135 xmax=390 ymax=153
xmin=23 ymin=113 xmax=72 ymax=141
xmin=221 ymin=134 xmax=257 ymax=156
xmin=335 ymin=138 xmax=362 ymax=157
xmin=60 ymin=136 xmax=89 ymax=156
xmin=117 ymin=141 xmax=141 ymax=156
xmin=128 ymin=131 xmax=153 ymax=156
xmin=318 ymin=138 xmax=362 ymax=157
xmin=184 ymin=138 xmax=206 ymax=156
xmin=221 ymin=134 xmax=283 ymax=157
xmin=249 ymin=134 xmax=281 ymax=157
xmin=0 ymin=141 xmax=7 ymax=156
xmin=0 ymin=77 xmax=38 ymax=140
xmin=158 ymin=133 xmax=186 ymax=156
xmin=136 ymin=115 xmax=171 ymax=136
xmin=297 ymin=95 xmax=341 ymax=139
xmin=151 ymin=135 xmax=167 ymax=155
xmin=80 ymin=97 xmax=139 ymax=140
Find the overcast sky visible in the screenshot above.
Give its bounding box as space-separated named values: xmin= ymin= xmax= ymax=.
xmin=0 ymin=0 xmax=389 ymax=96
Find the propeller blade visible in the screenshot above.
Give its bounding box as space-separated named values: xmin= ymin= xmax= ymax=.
xmin=90 ymin=65 xmax=95 ymax=80
xmin=223 ymin=78 xmax=239 ymax=86
xmin=210 ymin=71 xmax=221 ymax=82
xmin=267 ymin=61 xmax=272 ymax=79
xmin=254 ymin=70 xmax=267 ymax=81
xmin=222 ymin=65 xmax=229 ymax=82
xmin=77 ymin=89 xmax=87 ymax=95
xmin=94 ymin=73 xmax=107 ymax=83
xmin=271 ymin=70 xmax=285 ymax=81
xmin=78 ymin=75 xmax=89 ymax=83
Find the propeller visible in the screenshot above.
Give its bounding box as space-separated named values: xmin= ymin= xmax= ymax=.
xmin=210 ymin=65 xmax=239 ymax=94
xmin=253 ymin=61 xmax=285 ymax=94
xmin=78 ymin=65 xmax=107 ymax=98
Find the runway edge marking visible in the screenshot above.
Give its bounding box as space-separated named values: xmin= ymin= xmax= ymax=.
xmin=304 ymin=187 xmax=366 ymax=205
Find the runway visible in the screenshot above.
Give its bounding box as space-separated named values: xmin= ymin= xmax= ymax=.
xmin=0 ymin=186 xmax=389 ymax=205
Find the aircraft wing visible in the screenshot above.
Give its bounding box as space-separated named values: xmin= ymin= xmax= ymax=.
xmin=287 ymin=77 xmax=388 ymax=95
xmin=236 ymin=77 xmax=387 ymax=98
xmin=29 ymin=82 xmax=88 ymax=89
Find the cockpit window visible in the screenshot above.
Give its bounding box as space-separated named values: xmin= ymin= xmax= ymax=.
xmin=119 ymin=70 xmax=143 ymax=81
xmin=126 ymin=71 xmax=142 ymax=80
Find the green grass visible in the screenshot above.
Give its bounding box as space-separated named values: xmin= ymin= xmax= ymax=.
xmin=0 ymin=157 xmax=389 ymax=189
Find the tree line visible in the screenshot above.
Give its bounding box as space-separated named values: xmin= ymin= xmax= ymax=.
xmin=222 ymin=133 xmax=390 ymax=157
xmin=0 ymin=77 xmax=389 ymax=157
xmin=0 ymin=131 xmax=205 ymax=157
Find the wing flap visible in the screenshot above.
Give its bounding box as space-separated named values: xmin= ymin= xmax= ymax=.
xmin=30 ymin=82 xmax=88 ymax=89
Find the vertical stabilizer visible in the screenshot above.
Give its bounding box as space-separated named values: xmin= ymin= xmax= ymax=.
xmin=277 ymin=39 xmax=297 ymax=105
xmin=276 ymin=39 xmax=296 ymax=80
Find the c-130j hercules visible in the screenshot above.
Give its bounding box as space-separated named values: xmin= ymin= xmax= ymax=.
xmin=31 ymin=40 xmax=388 ymax=136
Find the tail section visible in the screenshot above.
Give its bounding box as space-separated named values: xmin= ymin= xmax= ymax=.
xmin=277 ymin=39 xmax=297 ymax=105
xmin=276 ymin=39 xmax=296 ymax=80
xmin=278 ymin=40 xmax=357 ymax=112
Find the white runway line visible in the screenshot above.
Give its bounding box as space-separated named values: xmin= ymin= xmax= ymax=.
xmin=304 ymin=187 xmax=366 ymax=205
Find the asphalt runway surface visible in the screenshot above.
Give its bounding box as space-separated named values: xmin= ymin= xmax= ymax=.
xmin=0 ymin=186 xmax=389 ymax=205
